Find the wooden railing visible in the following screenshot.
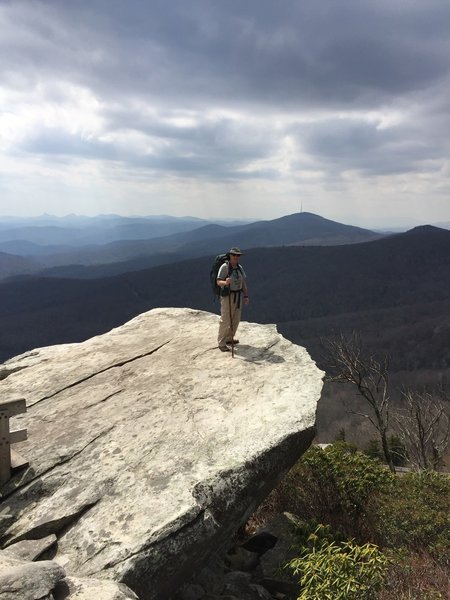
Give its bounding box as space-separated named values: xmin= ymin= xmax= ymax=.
xmin=0 ymin=399 xmax=28 ymax=487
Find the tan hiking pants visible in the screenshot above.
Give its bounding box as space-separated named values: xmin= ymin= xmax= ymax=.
xmin=218 ymin=292 xmax=242 ymax=347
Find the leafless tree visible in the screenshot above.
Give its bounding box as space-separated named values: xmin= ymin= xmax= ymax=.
xmin=322 ymin=333 xmax=396 ymax=472
xmin=394 ymin=388 xmax=450 ymax=471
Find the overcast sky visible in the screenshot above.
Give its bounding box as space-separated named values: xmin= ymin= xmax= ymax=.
xmin=1 ymin=0 xmax=449 ymax=227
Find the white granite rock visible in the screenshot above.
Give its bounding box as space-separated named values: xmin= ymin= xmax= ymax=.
xmin=0 ymin=552 xmax=137 ymax=600
xmin=2 ymin=534 xmax=57 ymax=562
xmin=0 ymin=308 xmax=323 ymax=599
xmin=0 ymin=558 xmax=65 ymax=600
xmin=57 ymin=575 xmax=139 ymax=599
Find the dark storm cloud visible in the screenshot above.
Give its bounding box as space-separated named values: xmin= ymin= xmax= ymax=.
xmin=2 ymin=0 xmax=450 ymax=184
xmin=3 ymin=0 xmax=450 ymax=110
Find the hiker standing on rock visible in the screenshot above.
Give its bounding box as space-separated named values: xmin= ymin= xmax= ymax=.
xmin=217 ymin=247 xmax=249 ymax=352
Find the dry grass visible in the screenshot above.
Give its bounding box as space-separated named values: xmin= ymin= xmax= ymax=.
xmin=377 ymin=552 xmax=450 ymax=600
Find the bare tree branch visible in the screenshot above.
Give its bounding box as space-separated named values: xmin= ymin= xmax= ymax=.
xmin=394 ymin=388 xmax=450 ymax=471
xmin=322 ymin=332 xmax=395 ymax=472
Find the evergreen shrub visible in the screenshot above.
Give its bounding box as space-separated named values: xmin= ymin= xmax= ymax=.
xmin=374 ymin=470 xmax=450 ymax=562
xmin=287 ymin=524 xmax=389 ymax=600
xmin=278 ymin=441 xmax=393 ymax=539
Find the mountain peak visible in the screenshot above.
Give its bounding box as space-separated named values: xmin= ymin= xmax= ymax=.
xmin=404 ymin=224 xmax=448 ymax=236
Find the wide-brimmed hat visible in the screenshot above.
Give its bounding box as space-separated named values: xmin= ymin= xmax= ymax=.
xmin=228 ymin=247 xmax=243 ymax=255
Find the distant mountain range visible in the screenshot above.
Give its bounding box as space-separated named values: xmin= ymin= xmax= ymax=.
xmin=0 ymin=215 xmax=212 ymax=249
xmin=1 ymin=224 xmax=449 ymax=373
xmin=0 ymin=252 xmax=40 ymax=279
xmin=0 ymin=212 xmax=382 ymax=279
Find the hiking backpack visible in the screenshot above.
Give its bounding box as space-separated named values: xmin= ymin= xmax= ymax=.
xmin=210 ymin=254 xmax=228 ymax=297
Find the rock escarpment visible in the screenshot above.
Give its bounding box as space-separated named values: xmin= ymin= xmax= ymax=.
xmin=0 ymin=308 xmax=323 ymax=599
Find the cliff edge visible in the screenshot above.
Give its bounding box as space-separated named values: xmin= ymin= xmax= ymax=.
xmin=0 ymin=307 xmax=323 ymax=599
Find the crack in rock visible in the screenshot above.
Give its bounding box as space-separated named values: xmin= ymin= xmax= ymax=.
xmin=84 ymin=389 xmax=124 ymax=409
xmin=102 ymin=505 xmax=206 ymax=571
xmin=5 ymin=499 xmax=101 ymax=546
xmin=31 ymin=340 xmax=171 ymax=407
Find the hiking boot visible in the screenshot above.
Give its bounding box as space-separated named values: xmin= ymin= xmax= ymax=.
xmin=219 ymin=345 xmax=231 ymax=352
xmin=226 ymin=339 xmax=239 ymax=344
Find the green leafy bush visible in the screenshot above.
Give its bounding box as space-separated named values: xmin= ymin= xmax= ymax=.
xmin=248 ymin=442 xmax=450 ymax=599
xmin=278 ymin=441 xmax=394 ymax=539
xmin=287 ymin=524 xmax=390 ymax=600
xmin=388 ymin=435 xmax=408 ymax=467
xmin=364 ymin=438 xmax=384 ymax=461
xmin=364 ymin=436 xmax=408 ymax=466
xmin=374 ymin=470 xmax=450 ymax=562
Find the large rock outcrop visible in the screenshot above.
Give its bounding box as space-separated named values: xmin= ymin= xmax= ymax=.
xmin=0 ymin=308 xmax=323 ymax=599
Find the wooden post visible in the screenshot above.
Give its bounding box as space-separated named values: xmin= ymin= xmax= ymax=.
xmin=0 ymin=399 xmax=27 ymax=487
xmin=0 ymin=410 xmax=11 ymax=486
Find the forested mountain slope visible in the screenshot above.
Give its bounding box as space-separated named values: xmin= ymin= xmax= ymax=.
xmin=0 ymin=226 xmax=448 ymax=369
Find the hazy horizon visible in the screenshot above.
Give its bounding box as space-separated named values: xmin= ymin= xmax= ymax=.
xmin=0 ymin=210 xmax=446 ymax=233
